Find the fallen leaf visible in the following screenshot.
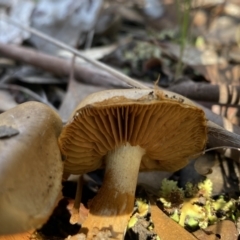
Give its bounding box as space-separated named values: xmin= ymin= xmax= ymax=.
xmin=0 ymin=90 xmax=17 ymax=112
xmin=59 ymin=79 xmax=108 ymax=122
xmin=194 ymin=63 xmax=240 ymax=84
xmin=0 ymin=125 xmax=19 ymax=138
xmin=0 ymin=0 xmax=34 ymax=44
xmin=204 ymin=16 xmax=239 ymax=45
xmin=0 ymin=230 xmax=33 ymax=240
xmin=30 ymin=0 xmax=103 ymax=54
xmin=192 ymin=220 xmax=238 ymax=240
xmin=150 ymin=199 xmax=197 ymax=240
xmin=67 ymin=200 xmax=89 ymax=225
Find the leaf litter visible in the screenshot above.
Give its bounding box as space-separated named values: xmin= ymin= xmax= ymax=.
xmin=0 ymin=0 xmax=240 ymax=239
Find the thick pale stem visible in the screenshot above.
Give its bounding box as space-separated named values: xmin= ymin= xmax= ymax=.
xmin=104 ymin=143 xmax=146 ymax=198
xmin=80 ymin=143 xmax=145 ymax=239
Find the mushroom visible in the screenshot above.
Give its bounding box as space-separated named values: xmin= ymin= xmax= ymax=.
xmin=58 ymin=89 xmax=207 ymax=239
xmin=0 ymin=102 xmax=63 ymax=235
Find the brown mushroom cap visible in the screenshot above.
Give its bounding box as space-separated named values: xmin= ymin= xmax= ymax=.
xmin=0 ymin=102 xmax=63 ymax=235
xmin=59 ymin=89 xmax=207 ymax=174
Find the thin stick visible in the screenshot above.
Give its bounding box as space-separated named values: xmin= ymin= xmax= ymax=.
xmin=0 ymin=83 xmax=57 ymax=110
xmin=0 ymin=43 xmax=129 ymax=88
xmin=4 ymin=18 xmax=148 ymax=90
xmin=70 ymin=175 xmax=84 ymax=224
xmin=2 ymin=18 xmax=240 ymax=159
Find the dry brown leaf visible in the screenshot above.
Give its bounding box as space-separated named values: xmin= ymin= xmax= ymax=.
xmin=194 ymin=64 xmax=240 ymax=85
xmin=192 ymin=220 xmax=238 ymax=240
xmin=191 ymin=0 xmax=224 ymax=8
xmin=160 ymin=43 xmax=226 ymax=66
xmin=67 ymin=200 xmax=89 ymax=225
xmin=59 ymin=79 xmax=109 ymax=122
xmin=150 ymin=200 xmax=197 ymax=240
xmin=0 ymin=90 xmax=17 ymax=112
xmin=204 ymin=16 xmax=239 ymax=46
xmin=0 ymin=231 xmax=33 ymax=240
xmin=224 ymin=2 xmax=240 ymax=17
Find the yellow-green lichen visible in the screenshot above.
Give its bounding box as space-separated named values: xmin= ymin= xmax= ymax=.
xmin=158 ymin=178 xmax=238 ymax=230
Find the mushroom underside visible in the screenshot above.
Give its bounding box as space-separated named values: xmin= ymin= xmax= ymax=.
xmin=59 ymin=100 xmax=207 ymax=174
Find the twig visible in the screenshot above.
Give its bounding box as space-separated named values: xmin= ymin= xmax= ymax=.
xmin=168 ymin=79 xmax=240 ymax=106
xmin=84 ymin=30 xmax=95 ymax=50
xmin=1 ymin=42 xmax=240 ymax=107
xmin=0 ymin=43 xmax=239 ymax=141
xmin=0 ymin=43 xmax=129 ymax=88
xmin=0 ymin=83 xmax=57 ymax=110
xmin=0 ymin=26 xmax=240 ymax=159
xmin=69 ymin=54 xmax=76 ymax=82
xmin=3 ymin=18 xmax=148 ymax=90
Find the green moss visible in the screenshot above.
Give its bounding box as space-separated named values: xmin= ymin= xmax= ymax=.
xmin=128 ymin=215 xmax=138 ymax=229
xmin=158 ymin=178 xmax=239 ymax=230
xmin=159 ymin=179 xmax=184 ymax=205
xmin=198 ymin=178 xmax=212 ymax=198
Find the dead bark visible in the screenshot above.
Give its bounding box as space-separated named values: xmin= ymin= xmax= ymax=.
xmin=0 ymin=43 xmax=129 ymax=88
xmin=168 ymin=79 xmax=240 ymax=106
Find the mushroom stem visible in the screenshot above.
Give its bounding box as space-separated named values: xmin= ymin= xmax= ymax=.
xmin=70 ymin=175 xmax=83 ymax=224
xmin=80 ymin=142 xmax=145 ymax=239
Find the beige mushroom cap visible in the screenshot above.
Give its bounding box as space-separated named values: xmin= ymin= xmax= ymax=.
xmin=0 ymin=102 xmax=63 ymax=235
xmin=59 ymin=89 xmax=207 ymax=174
